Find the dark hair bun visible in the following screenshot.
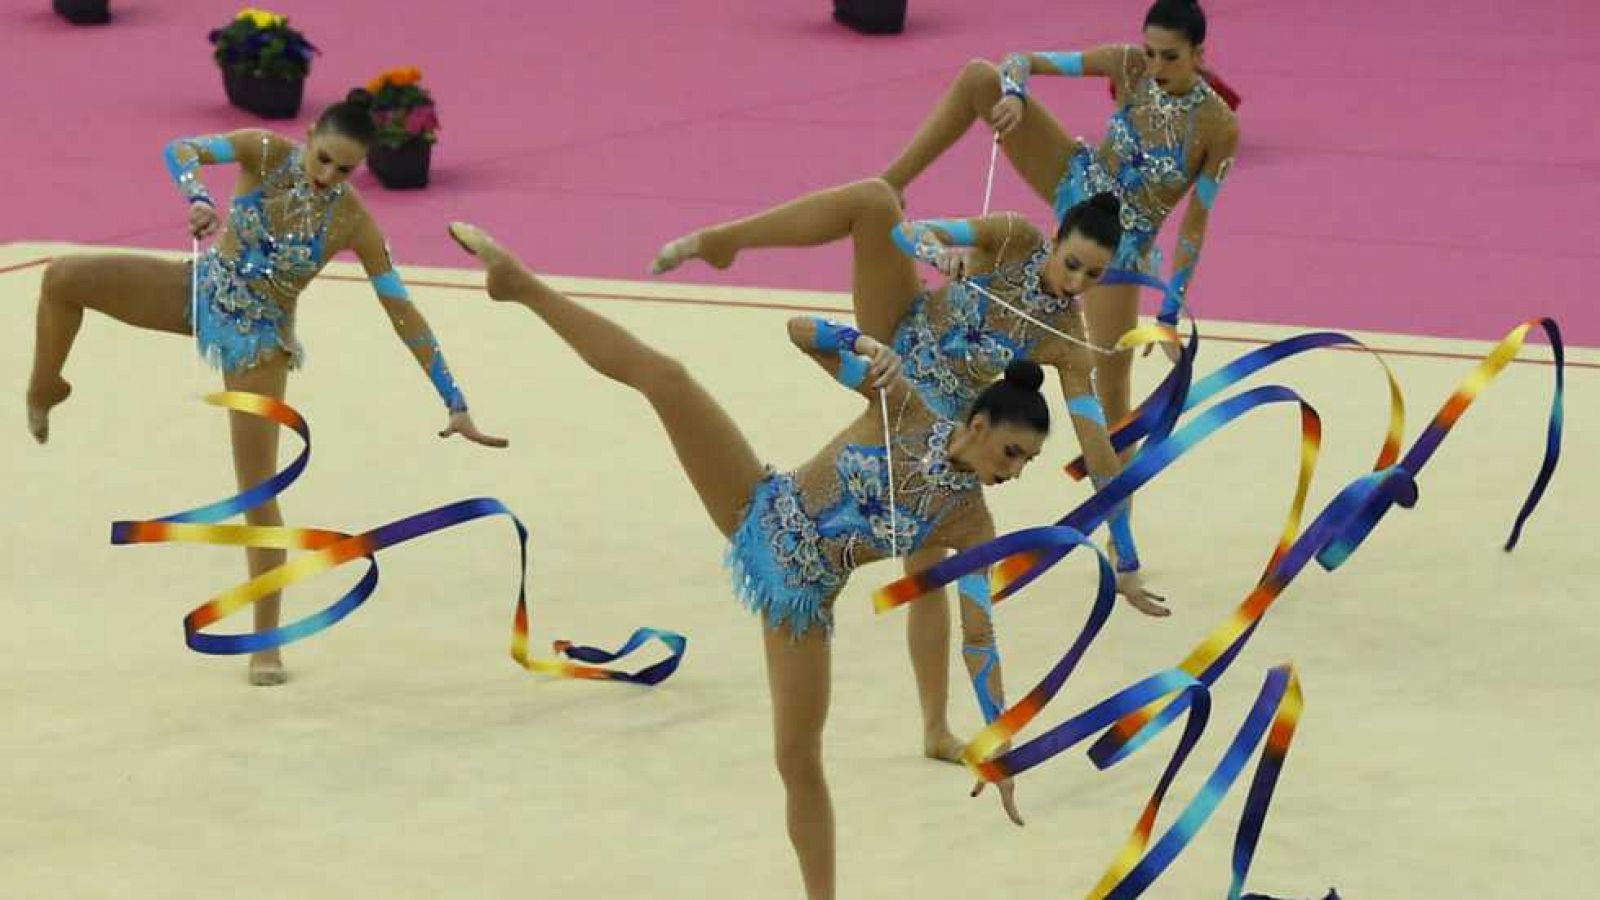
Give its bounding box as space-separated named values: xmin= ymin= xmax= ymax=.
xmin=1003 ymin=360 xmax=1045 ymax=393
xmin=1087 ymin=192 xmax=1121 ymax=218
xmin=344 ymin=88 xmax=374 ymax=110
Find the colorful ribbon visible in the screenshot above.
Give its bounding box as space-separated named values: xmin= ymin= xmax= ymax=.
xmin=109 ymin=391 xmax=687 ymax=685
xmin=872 ymin=317 xmax=1563 ymax=897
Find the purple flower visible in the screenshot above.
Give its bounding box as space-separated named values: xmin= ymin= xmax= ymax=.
xmin=404 ymin=105 xmax=439 ymax=134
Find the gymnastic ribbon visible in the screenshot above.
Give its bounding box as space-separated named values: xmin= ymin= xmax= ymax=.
xmin=108 ymin=391 xmax=686 ymax=685
xmin=872 ymin=315 xmax=1562 ymax=897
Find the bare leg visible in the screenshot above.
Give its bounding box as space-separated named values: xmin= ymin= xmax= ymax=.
xmin=221 ymin=354 xmax=293 ymax=686
xmin=653 ymin=179 xmax=922 ymax=344
xmin=1083 ymin=282 xmax=1142 ymax=571
xmin=450 ymin=223 xmax=766 ymax=536
xmin=881 ymin=59 xmax=1080 ymax=205
xmin=1082 ymin=283 xmax=1141 ymax=434
xmin=903 ymin=547 xmax=963 ymax=762
xmin=764 ymin=620 xmax=834 ymax=900
xmin=28 ymin=254 xmax=192 ymax=443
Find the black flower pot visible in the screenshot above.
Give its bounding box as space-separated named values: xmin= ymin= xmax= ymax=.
xmin=833 ymin=0 xmax=906 ymax=35
xmin=222 ymin=69 xmax=305 ymax=119
xmin=53 ymin=0 xmax=110 ymax=24
xmin=368 ymin=140 xmax=432 ymax=190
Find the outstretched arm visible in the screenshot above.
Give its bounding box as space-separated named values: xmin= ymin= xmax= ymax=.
xmin=351 ymin=216 xmax=507 ymax=448
xmin=1043 ymin=343 xmax=1169 ymax=617
xmin=940 ymin=510 xmax=1025 ymax=827
xmin=1156 ymin=117 xmax=1240 ymax=327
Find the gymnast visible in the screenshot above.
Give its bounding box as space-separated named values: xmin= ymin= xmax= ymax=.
xmin=449 ymin=218 xmax=1050 ymax=900
xmin=26 ymin=89 xmax=506 ymax=686
xmin=881 ymin=0 xmax=1239 ymax=426
xmin=651 ymin=178 xmax=1167 ymax=763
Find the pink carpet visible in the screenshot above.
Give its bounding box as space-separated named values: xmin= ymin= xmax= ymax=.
xmin=4 ymin=0 xmax=1596 ymax=345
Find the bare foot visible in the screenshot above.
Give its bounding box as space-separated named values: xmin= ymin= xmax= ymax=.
xmin=248 ymin=651 xmax=288 ymax=687
xmin=923 ymin=728 xmax=966 ymax=764
xmin=25 ymin=377 xmax=72 ymax=444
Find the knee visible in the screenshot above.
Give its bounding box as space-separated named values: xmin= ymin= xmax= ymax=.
xmin=774 ymin=738 xmax=825 ymax=788
xmin=39 ymin=258 xmax=85 ymax=305
xmin=959 ymin=58 xmax=1000 ymax=92
xmin=637 ymin=352 xmax=692 ymax=397
xmin=851 ymin=178 xmax=902 ymax=221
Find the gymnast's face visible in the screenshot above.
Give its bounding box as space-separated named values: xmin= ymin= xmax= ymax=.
xmin=963 ymin=416 xmax=1046 ymax=486
xmin=1041 ymin=231 xmax=1113 ymax=300
xmin=303 ymin=129 xmax=368 ymax=191
xmin=1143 ymin=25 xmax=1202 ymax=94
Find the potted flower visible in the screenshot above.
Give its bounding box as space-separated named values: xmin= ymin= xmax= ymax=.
xmin=208 ymin=8 xmax=317 ymax=119
xmin=364 ymin=66 xmax=440 ymax=189
xmin=53 ymin=0 xmax=111 ymax=24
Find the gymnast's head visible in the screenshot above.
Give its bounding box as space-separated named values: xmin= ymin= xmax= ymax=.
xmin=304 ymin=89 xmax=379 ymax=191
xmin=1143 ymin=0 xmax=1207 ymax=93
xmin=1042 ymin=193 xmax=1123 ymax=301
xmin=957 ymin=361 xmax=1050 ymax=487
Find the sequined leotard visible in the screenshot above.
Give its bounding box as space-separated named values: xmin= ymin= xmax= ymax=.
xmin=1053 ymin=49 xmax=1229 ymax=275
xmin=190 ymin=141 xmax=353 ymax=372
xmin=891 ymin=240 xmax=1082 ymax=419
xmin=727 ymin=391 xmax=990 ymax=638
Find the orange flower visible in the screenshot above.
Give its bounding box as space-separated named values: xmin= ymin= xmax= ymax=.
xmin=367 ymin=65 xmax=424 ymax=93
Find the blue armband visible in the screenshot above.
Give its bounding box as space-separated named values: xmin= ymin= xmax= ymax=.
xmin=1066 ymin=394 xmax=1108 ymax=427
xmin=1089 ymin=473 xmax=1141 ymax=572
xmin=957 ymin=571 xmax=1002 ymax=723
xmin=1158 ymin=235 xmax=1201 ymax=326
xmin=1194 ymin=174 xmax=1222 ymax=211
xmin=811 ymin=318 xmax=861 ymax=354
xmin=835 ymin=352 xmax=870 ymax=389
xmin=1039 ymin=51 xmax=1084 ymax=76
xmin=923 ymin=218 xmax=976 ymax=246
xmin=162 ymin=136 xmax=234 ymax=206
xmin=428 ymin=353 xmax=468 ymax=413
xmin=370 ymin=269 xmax=411 ymax=302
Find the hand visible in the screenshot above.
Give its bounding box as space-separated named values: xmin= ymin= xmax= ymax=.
xmin=971 ymin=777 xmax=1025 ymax=826
xmin=989 ymin=96 xmax=1025 ymax=137
xmin=439 ymin=410 xmax=509 ymax=448
xmin=854 ymin=336 xmax=903 ymax=390
xmin=188 ymin=201 xmax=220 ymax=240
xmin=1116 ymin=569 xmax=1170 ymax=617
xmin=933 ymin=246 xmax=976 ymax=281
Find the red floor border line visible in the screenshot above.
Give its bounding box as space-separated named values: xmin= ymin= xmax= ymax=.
xmin=2 ymin=256 xmax=1588 ymax=370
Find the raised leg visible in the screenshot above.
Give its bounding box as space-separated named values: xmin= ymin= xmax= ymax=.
xmin=881 ymin=59 xmax=1080 ymax=206
xmin=657 ymin=181 xmax=924 ymax=344
xmin=28 ymin=254 xmax=192 ymax=443
xmin=451 ymin=223 xmax=766 ymax=537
